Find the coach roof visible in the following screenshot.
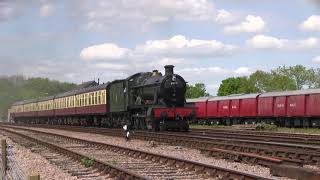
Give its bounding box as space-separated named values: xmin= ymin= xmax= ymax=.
xmin=208 ymin=93 xmax=260 ymax=101
xmin=260 ymin=88 xmax=320 ymax=97
xmin=186 ymin=97 xmax=209 ymax=103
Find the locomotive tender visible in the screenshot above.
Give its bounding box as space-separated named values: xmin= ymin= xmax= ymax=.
xmin=8 ymin=65 xmax=195 ymax=131
xmin=187 ymin=89 xmax=320 ymax=127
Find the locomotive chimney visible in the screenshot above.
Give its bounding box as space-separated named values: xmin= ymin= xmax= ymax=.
xmin=164 ymin=65 xmax=174 ymax=75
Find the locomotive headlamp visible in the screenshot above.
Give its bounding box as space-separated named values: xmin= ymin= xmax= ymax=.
xmin=172 ymin=75 xmax=176 ymax=81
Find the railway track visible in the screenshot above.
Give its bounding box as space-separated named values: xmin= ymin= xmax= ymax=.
xmin=187 ymin=130 xmax=320 ymax=146
xmin=3 ymin=123 xmax=320 ymax=166
xmin=0 ymin=125 xmax=270 ymax=180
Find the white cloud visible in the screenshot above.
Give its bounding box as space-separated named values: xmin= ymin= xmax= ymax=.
xmin=312 ymin=56 xmax=320 ymax=64
xmin=80 ymin=43 xmax=130 ymax=60
xmin=40 ymin=4 xmax=54 ymax=17
xmin=73 ymin=0 xmax=216 ymax=31
xmin=176 ymin=66 xmax=254 ymax=95
xmin=157 ymin=58 xmax=184 ymax=66
xmin=300 ymin=15 xmax=320 ymax=31
xmin=246 ymin=35 xmax=320 ymax=50
xmin=234 ymin=67 xmax=251 ymax=75
xmin=177 ymin=66 xmax=229 ymax=75
xmin=297 ymin=37 xmax=320 ymax=49
xmin=135 ymin=35 xmax=237 ymax=57
xmin=215 ymin=9 xmax=236 ymax=24
xmin=246 ymin=34 xmax=284 ymax=49
xmin=81 ymin=35 xmax=236 ymax=62
xmin=224 ymin=15 xmax=266 ymax=34
xmin=90 ymin=62 xmax=130 ymax=70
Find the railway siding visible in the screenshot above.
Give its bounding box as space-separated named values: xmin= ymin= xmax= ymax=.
xmin=0 ymin=125 xmax=271 ymax=180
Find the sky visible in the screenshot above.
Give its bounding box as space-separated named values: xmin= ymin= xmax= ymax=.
xmin=0 ymin=0 xmax=320 ymax=95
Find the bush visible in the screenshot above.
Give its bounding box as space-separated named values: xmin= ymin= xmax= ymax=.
xmin=256 ymin=123 xmax=278 ymax=131
xmin=81 ymin=158 xmax=94 ymax=167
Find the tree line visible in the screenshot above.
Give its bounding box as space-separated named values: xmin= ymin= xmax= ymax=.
xmin=0 ymin=75 xmax=77 ymax=120
xmin=217 ymin=65 xmax=320 ymax=96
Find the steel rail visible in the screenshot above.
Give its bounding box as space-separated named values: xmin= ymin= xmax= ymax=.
xmin=0 ymin=125 xmax=273 ymax=180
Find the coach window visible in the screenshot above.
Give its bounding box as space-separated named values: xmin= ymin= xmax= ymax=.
xmin=81 ymin=94 xmax=84 ymax=106
xmin=98 ymin=91 xmax=101 ymax=104
xmin=89 ymin=94 xmax=92 ymax=105
xmin=77 ymin=96 xmax=79 ymax=107
xmin=96 ymin=91 xmax=99 ymax=104
xmin=91 ymin=93 xmax=94 ymax=105
xmin=102 ymin=91 xmax=106 ymax=104
xmin=76 ymin=96 xmax=78 ymax=107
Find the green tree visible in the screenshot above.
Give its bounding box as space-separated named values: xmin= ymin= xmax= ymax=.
xmin=248 ymin=71 xmax=296 ymax=92
xmin=186 ymin=83 xmax=210 ymax=98
xmin=217 ymin=65 xmax=317 ymax=96
xmin=0 ymin=76 xmax=77 ymax=120
xmin=273 ymin=65 xmax=311 ymax=89
xmin=217 ymin=77 xmax=255 ymax=96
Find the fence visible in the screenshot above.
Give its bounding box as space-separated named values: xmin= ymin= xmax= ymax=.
xmin=0 ymin=139 xmax=39 ymax=180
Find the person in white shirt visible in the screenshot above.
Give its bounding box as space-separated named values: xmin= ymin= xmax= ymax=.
xmin=123 ymin=124 xmax=130 ymax=141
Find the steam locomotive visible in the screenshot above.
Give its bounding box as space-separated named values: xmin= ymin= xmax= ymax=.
xmin=9 ymin=65 xmax=195 ymax=131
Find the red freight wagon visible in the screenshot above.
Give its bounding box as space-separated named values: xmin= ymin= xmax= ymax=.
xmin=306 ymin=90 xmax=320 ymax=117
xmin=218 ymin=100 xmax=230 ymax=117
xmin=230 ymin=99 xmax=240 ymax=117
xmin=207 ymin=100 xmax=218 ymax=117
xmin=258 ymin=96 xmax=274 ymax=117
xmin=274 ymin=96 xmax=286 ymax=117
xmin=287 ymin=95 xmax=305 ymax=117
xmin=239 ymin=94 xmax=260 ymax=117
xmin=208 ymin=94 xmax=244 ymax=118
xmin=258 ymin=91 xmax=288 ymax=117
xmin=186 ymin=98 xmax=208 ymax=119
